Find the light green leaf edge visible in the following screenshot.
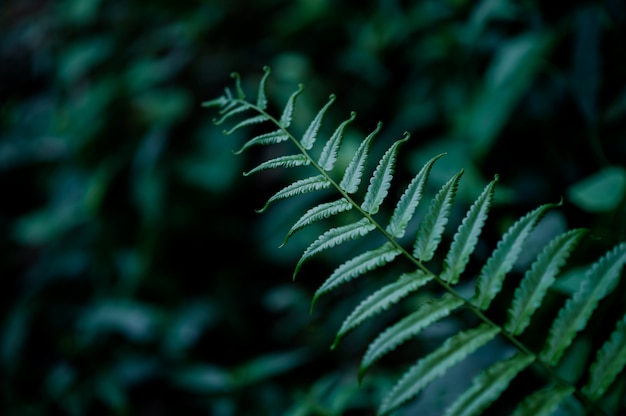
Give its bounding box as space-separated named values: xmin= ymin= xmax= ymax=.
xmin=511 ymin=384 xmax=574 ymax=416
xmin=582 ymin=312 xmax=626 ymax=401
xmin=361 ymin=135 xmax=409 ymax=215
xmin=360 ymin=293 xmax=463 ymax=380
xmin=444 ymin=352 xmax=535 ymax=416
xmin=441 ymin=175 xmax=498 ymax=284
xmin=339 ymin=122 xmax=381 ymax=193
xmin=386 ymin=153 xmax=445 ymax=238
xmin=256 ymin=174 xmax=330 ymax=213
xmin=379 ymin=324 xmax=500 ymax=416
xmin=243 ymin=154 xmax=310 ymax=176
xmin=294 ymin=218 xmax=375 ymax=279
xmin=255 ymin=66 xmax=271 ymax=110
xmin=331 ymin=270 xmax=432 ymax=350
xmin=318 ymin=112 xmax=357 ymax=171
xmin=505 ymin=228 xmax=588 ymax=335
xmin=224 ymin=114 xmax=268 ymax=135
xmin=234 ymin=129 xmax=289 ymax=155
xmin=279 ymin=84 xmax=305 ymax=128
xmin=301 ymin=94 xmax=336 ymax=150
xmin=280 ymin=198 xmax=353 ymax=247
xmin=540 ymin=242 xmax=626 ymax=365
xmin=311 ymin=242 xmax=401 ymax=312
xmin=413 ymin=170 xmax=464 ymax=262
xmin=471 ymin=202 xmax=559 ymax=310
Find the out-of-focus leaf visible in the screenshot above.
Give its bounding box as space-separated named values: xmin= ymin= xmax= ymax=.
xmin=58 ymin=37 xmax=113 ymax=84
xmin=134 ymin=88 xmax=192 ymax=125
xmin=173 ymin=364 xmax=233 ymax=394
xmin=567 ymin=166 xmax=626 ymax=213
xmin=231 ymin=349 xmax=311 ymax=387
xmin=77 ymin=300 xmax=162 ymax=343
xmin=455 ymin=30 xmax=555 ymax=160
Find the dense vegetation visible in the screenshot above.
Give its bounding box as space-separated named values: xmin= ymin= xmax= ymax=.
xmin=2 ymin=1 xmax=625 ymax=415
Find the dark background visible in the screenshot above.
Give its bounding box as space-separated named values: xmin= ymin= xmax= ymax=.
xmin=2 ymin=0 xmax=625 ymax=415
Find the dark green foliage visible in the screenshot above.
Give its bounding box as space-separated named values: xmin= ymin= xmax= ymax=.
xmin=206 ymin=67 xmax=626 ymax=415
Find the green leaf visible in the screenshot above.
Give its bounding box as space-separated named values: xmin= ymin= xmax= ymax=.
xmin=279 ymin=84 xmax=304 ymax=128
xmin=312 ymin=242 xmax=401 ymax=311
xmin=582 ymin=313 xmax=626 ymax=401
xmin=472 ymin=202 xmax=558 ymax=310
xmin=231 ymin=71 xmax=245 ymax=99
xmin=360 ymin=293 xmax=462 ymax=379
xmin=256 ymin=175 xmax=331 ymax=213
xmin=505 ymin=228 xmax=587 ymax=335
xmin=294 ymin=218 xmax=375 ymax=279
xmin=212 ymin=101 xmax=250 ymax=125
xmin=540 ymin=242 xmax=626 ymax=365
xmin=379 ymin=324 xmax=500 ymax=415
xmin=317 ymin=112 xmax=356 ymax=171
xmin=441 ymin=175 xmax=498 ymax=284
xmin=224 ymin=114 xmax=268 ymax=135
xmin=331 ymin=270 xmax=432 ymax=350
xmin=339 ymin=122 xmax=381 ymax=193
xmin=413 ymin=170 xmax=463 ymax=262
xmin=234 ymin=129 xmax=289 ymax=154
xmin=280 ymin=198 xmax=353 ymax=247
xmin=568 ymin=166 xmax=626 ymax=213
xmin=256 ymin=66 xmax=271 ymax=110
xmin=444 ymin=353 xmax=534 ymax=416
xmin=243 ymin=154 xmax=309 ymax=176
xmin=386 ymin=153 xmax=444 ymax=238
xmin=361 ymin=135 xmax=408 ymax=215
xmin=511 ymin=385 xmax=574 ymax=416
xmin=301 ymin=94 xmax=336 ymax=150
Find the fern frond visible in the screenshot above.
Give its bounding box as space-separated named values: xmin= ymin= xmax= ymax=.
xmin=361 ymin=135 xmax=408 ymax=215
xmin=294 ymin=218 xmax=375 ymax=279
xmin=317 ymin=112 xmax=357 ymax=171
xmin=412 ymin=170 xmax=463 ymax=262
xmin=540 ymin=242 xmax=626 ymax=365
xmin=234 ymin=129 xmax=290 ymax=154
xmin=339 ymin=122 xmax=381 ymax=193
xmin=280 ymin=198 xmax=353 ymax=247
xmin=511 ymin=384 xmax=575 ymax=416
xmin=301 ymin=94 xmax=336 ymax=150
xmin=207 ymin=68 xmax=626 ymax=416
xmin=256 ymin=174 xmax=330 ymax=213
xmin=505 ymin=228 xmax=588 ymax=335
xmin=444 ymin=352 xmax=535 ymax=416
xmin=471 ymin=202 xmax=559 ymax=310
xmin=360 ymin=293 xmax=462 ymax=379
xmin=582 ymin=313 xmax=626 ymax=401
xmin=386 ymin=153 xmax=444 ymax=238
xmin=440 ymin=175 xmax=498 ymax=284
xmin=279 ymin=84 xmax=304 ymax=128
xmin=331 ymin=270 xmax=432 ymax=350
xmin=243 ymin=154 xmax=310 ymax=176
xmin=312 ymin=242 xmax=401 ymax=311
xmin=379 ymin=324 xmax=500 ymax=416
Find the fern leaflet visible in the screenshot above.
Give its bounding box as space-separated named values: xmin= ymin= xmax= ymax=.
xmin=379 ymin=324 xmax=500 ymax=415
xmin=331 ymin=270 xmax=432 ymax=350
